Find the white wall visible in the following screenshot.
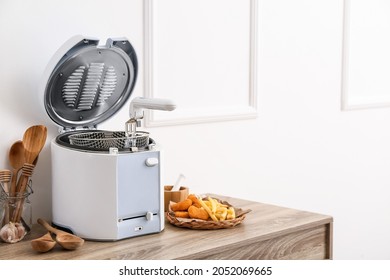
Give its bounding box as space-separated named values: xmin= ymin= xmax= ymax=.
xmin=0 ymin=0 xmax=145 ymax=233
xmin=0 ymin=0 xmax=389 ymax=259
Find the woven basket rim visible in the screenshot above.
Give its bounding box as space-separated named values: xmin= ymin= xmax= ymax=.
xmin=166 ymin=211 xmax=247 ymax=230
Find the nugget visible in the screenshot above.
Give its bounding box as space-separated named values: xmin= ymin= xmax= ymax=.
xmin=171 ymin=198 xmax=192 ymax=211
xmin=174 ymin=211 xmax=190 ymax=218
xmin=188 ymin=205 xmax=209 ymax=220
xmin=187 ymin=194 xmax=202 ymax=208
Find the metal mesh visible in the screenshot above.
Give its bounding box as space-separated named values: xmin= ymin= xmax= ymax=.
xmin=68 ymin=131 xmax=149 ymax=150
xmin=0 ymin=183 xmax=7 ymax=200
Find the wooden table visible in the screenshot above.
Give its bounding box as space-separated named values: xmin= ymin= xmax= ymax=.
xmin=0 ymin=194 xmax=333 ymax=260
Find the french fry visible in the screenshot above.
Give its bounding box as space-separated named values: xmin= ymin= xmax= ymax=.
xmin=203 ymin=201 xmax=212 ymax=208
xmin=216 ymin=207 xmax=227 ymax=221
xmin=208 ymin=197 xmax=217 ymax=213
xmin=197 ymin=196 xmax=218 ymax=222
xmin=227 ymin=207 xmax=236 ymax=220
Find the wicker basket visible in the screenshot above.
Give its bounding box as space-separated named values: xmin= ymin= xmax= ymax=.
xmin=166 ymin=197 xmax=251 ymax=230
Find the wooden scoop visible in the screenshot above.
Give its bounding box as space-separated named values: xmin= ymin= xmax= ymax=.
xmin=8 ymin=141 xmax=25 ymax=197
xmin=37 ymin=219 xmax=85 ymax=250
xmin=31 ymin=232 xmax=56 ymax=253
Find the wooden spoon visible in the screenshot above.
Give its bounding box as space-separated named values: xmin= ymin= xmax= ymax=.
xmin=23 ymin=125 xmax=48 ymax=164
xmin=37 ymin=218 xmax=85 ymax=250
xmin=13 ymin=125 xmax=47 ymax=222
xmin=8 ymin=141 xmax=25 ymax=197
xmin=31 ymin=232 xmax=56 ymax=253
xmin=16 ymin=125 xmax=47 ymax=194
xmin=20 ymin=124 xmax=47 ymax=163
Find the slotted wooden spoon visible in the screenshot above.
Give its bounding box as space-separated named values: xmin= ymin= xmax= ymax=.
xmin=38 ymin=219 xmax=85 ymax=250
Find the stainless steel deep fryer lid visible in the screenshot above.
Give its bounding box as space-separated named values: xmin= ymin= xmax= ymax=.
xmin=43 ymin=36 xmax=138 ymax=130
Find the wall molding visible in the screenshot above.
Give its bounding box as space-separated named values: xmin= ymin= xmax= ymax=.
xmin=341 ymin=0 xmax=390 ymax=110
xmin=143 ymin=0 xmax=258 ymax=126
xmin=341 ymin=0 xmax=351 ymax=110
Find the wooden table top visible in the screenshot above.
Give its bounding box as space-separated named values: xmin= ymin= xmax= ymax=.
xmin=0 ymin=194 xmax=332 ymax=260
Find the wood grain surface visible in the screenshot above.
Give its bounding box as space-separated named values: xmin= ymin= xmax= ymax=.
xmin=0 ymin=194 xmax=333 ymax=260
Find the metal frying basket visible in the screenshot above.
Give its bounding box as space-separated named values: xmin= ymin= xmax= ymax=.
xmin=68 ymin=131 xmax=149 ymax=150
